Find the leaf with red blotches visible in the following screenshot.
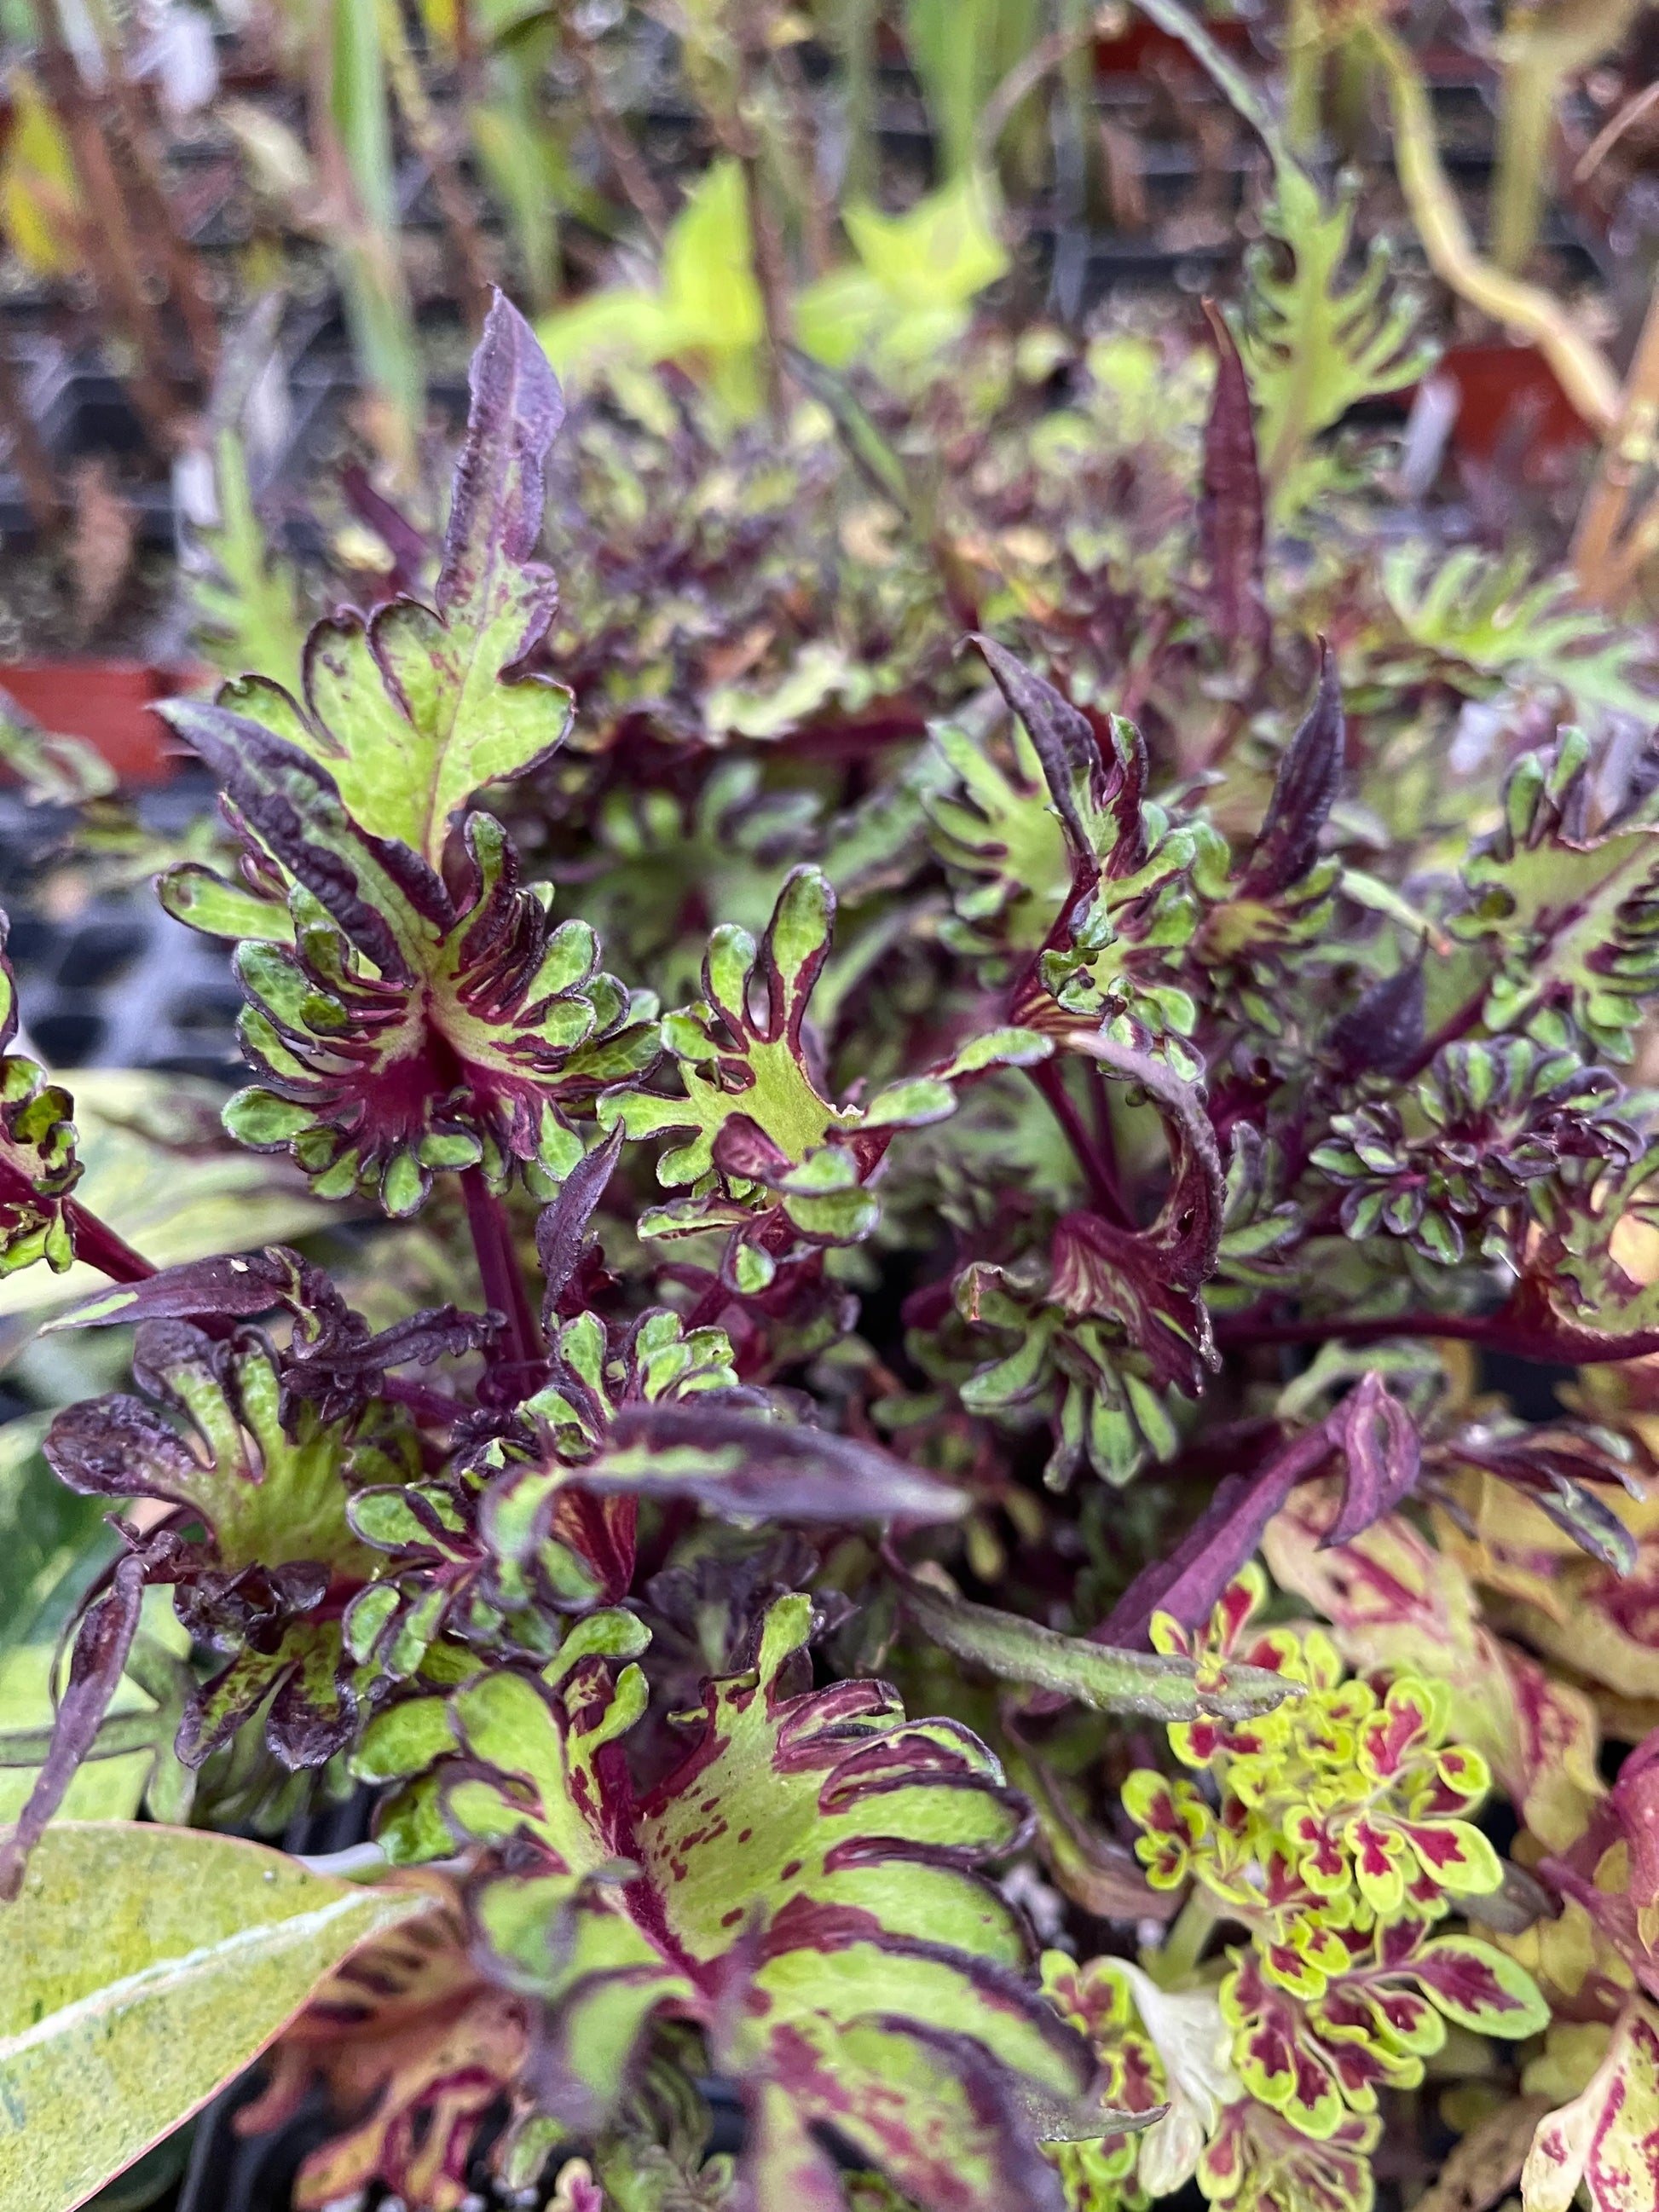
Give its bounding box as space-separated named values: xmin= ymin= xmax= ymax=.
xmin=1523 ymin=2001 xmax=1659 ymax=2212
xmin=1199 ymin=301 xmax=1269 ymax=669
xmin=1264 ymin=1483 xmax=1604 ymax=1851
xmin=421 ymin=1591 xmax=1103 ymax=2212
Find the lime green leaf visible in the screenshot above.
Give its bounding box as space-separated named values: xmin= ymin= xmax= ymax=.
xmin=0 ymin=1822 xmax=436 ymax=2212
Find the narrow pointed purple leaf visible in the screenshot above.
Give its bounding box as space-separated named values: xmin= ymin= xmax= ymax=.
xmin=1242 ymin=639 xmax=1344 ymax=896
xmin=0 ymin=1552 xmax=145 ymax=1897
xmin=1199 ymin=299 xmax=1269 ymax=667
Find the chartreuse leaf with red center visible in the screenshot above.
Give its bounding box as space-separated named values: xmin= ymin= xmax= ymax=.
xmin=1522 ymin=1999 xmax=1659 ymax=2212
xmin=0 ymin=913 xmax=79 ymax=1278
xmin=384 ymin=1594 xmax=1107 ymax=2211
xmin=208 ymin=293 xmax=572 ymax=871
xmin=599 ymin=863 xmax=1047 ymax=1279
xmin=1199 ymin=2099 xmax=1380 ymax=2212
xmin=0 ymin=1822 xmax=436 ymax=2212
xmin=1123 ymin=1569 xmax=1546 ymax=2141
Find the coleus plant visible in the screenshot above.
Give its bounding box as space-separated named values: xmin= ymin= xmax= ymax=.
xmin=6 ymin=231 xmax=1659 ymax=2212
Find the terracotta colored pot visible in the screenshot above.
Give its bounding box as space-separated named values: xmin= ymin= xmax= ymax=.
xmin=1435 ymin=344 xmax=1593 ymax=473
xmin=1093 ymin=18 xmax=1251 ymax=75
xmin=0 ymin=661 xmax=207 ymax=784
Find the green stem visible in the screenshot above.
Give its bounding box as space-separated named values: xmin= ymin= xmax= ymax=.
xmin=1365 ymin=20 xmax=1621 ymax=434
xmin=1490 ymin=56 xmax=1556 ymax=273
xmin=1284 ymin=0 xmax=1325 ymax=155
xmin=1150 ymin=1888 xmax=1218 ymax=1985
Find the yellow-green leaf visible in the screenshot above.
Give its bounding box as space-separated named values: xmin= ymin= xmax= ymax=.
xmin=0 ymin=1822 xmax=435 ymax=2212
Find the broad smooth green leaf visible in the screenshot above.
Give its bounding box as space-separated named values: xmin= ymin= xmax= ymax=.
xmin=0 ymin=1822 xmax=435 ymax=2212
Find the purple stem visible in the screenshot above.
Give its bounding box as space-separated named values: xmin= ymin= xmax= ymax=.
xmin=460 ymin=1165 xmax=540 ymax=1376
xmin=1215 ymin=1301 xmax=1659 ymax=1367
xmin=65 ymin=1198 xmax=155 ymax=1284
xmin=1031 ymin=1061 xmax=1133 ymax=1228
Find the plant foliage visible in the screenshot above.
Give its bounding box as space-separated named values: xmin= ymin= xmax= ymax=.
xmin=7 ymin=279 xmax=1659 ymax=2212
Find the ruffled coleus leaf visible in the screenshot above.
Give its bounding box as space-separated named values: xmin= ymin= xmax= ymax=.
xmin=343 ymin=1302 xmax=949 ymax=1697
xmin=384 ymin=1593 xmax=1104 ymax=2212
xmin=1263 ymin=1481 xmax=1605 ymax=1853
xmin=1523 ymin=2000 xmax=1659 ymax=2212
xmin=601 ymin=861 xmax=1048 ymax=1281
xmin=1042 ymin=1949 xmax=1237 ymax=2201
xmin=1310 ymin=1035 xmax=1639 ymax=1269
xmin=41 ymin=1320 xmax=418 ymax=1777
xmin=931 ymin=642 xmax=1215 ymax=1045
xmin=207 ymin=293 xmax=571 ymax=871
xmin=157 ymin=712 xmax=656 ymax=1213
xmin=1452 ymin=725 xmax=1659 ymax=1063
xmin=0 ymin=908 xmax=81 ymax=1276
xmin=947 ymin=1036 xmax=1224 ymax=1487
xmin=1199 ymin=2099 xmax=1380 ymax=2212
xmin=47 ymin=1244 xmax=495 ymax=1423
xmin=1222 ymin=1920 xmax=1546 ymax=2135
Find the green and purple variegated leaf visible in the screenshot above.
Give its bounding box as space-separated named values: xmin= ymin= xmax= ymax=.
xmin=206 ymin=295 xmax=571 ymax=869
xmin=1454 ymin=729 xmax=1659 ymax=1064
xmin=24 ymin=1322 xmax=421 ymax=1832
xmin=0 ymin=910 xmax=81 ymax=1278
xmin=416 ymin=1593 xmax=1096 ymax=2209
xmin=600 ymin=864 xmax=1043 ymax=1270
xmin=157 ymin=713 xmax=655 ymax=1213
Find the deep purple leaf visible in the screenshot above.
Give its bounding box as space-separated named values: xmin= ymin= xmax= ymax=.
xmin=1330 ymin=962 xmax=1425 ymax=1078
xmin=1242 ymin=640 xmax=1344 ymax=897
xmin=971 ymin=635 xmax=1106 ymax=884
xmin=596 ymin=1405 xmax=967 ymax=1525
xmin=0 ymin=1551 xmax=145 ymax=1897
xmin=536 ymin=1124 xmax=625 ymax=1325
xmin=340 ymin=460 xmax=430 ymax=592
xmin=1199 ymin=300 xmax=1269 ymax=667
xmin=1322 ymin=1371 xmax=1421 ymax=1546
xmin=1098 ymin=1423 xmax=1332 ymax=1647
xmin=45 ymin=1389 xmax=204 ymax=1504
xmin=437 ymin=290 xmax=564 ymax=661
xmin=46 ymin=1250 xmax=298 ymax=1332
xmin=711 ymin=1114 xmax=795 ymax=1187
